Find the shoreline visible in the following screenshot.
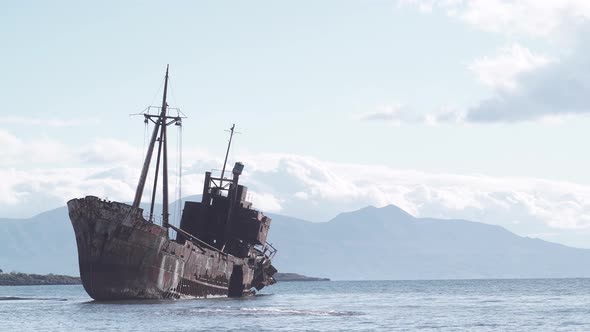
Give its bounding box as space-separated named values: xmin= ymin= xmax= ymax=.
xmin=0 ymin=272 xmax=330 ymax=286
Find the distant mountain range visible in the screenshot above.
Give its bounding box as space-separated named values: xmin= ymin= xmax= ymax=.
xmin=3 ymin=199 xmax=590 ymax=280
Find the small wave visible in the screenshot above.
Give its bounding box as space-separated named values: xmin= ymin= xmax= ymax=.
xmin=0 ymin=296 xmax=67 ymax=301
xmin=187 ymin=307 xmax=232 ymax=314
xmin=240 ymin=307 xmax=361 ymax=316
xmin=396 ymin=305 xmax=422 ymax=308
xmin=177 ymin=293 xmax=227 ymax=300
xmin=471 ymin=323 xmax=500 ymax=328
xmin=560 ymin=321 xmax=586 ymax=326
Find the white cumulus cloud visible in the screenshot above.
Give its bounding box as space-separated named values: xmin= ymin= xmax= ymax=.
xmin=400 ymin=0 xmax=590 ymax=37
xmin=0 ymin=116 xmax=98 ymax=127
xmin=469 ymin=43 xmax=552 ymax=92
xmin=396 ymin=1 xmax=590 ymax=123
xmin=4 ymin=135 xmax=590 ymax=247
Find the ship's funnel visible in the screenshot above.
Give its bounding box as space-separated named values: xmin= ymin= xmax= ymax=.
xmin=232 ymin=162 xmax=244 ymax=176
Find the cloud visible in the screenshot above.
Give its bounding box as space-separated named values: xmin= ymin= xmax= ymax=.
xmin=0 ymin=132 xmax=227 ymax=218
xmin=468 ymin=43 xmax=551 ymax=92
xmin=425 ymin=42 xmax=590 ymax=124
xmin=0 ymin=166 xmax=137 ymax=218
xmin=4 ymin=134 xmax=590 ymax=247
xmin=455 ymin=0 xmax=590 ymax=37
xmin=465 ymin=35 xmax=590 ymax=123
xmin=357 ymin=42 xmax=585 ymax=125
xmin=0 ymin=132 xmax=167 ymax=216
xmin=423 ymin=107 xmax=465 ymax=125
xmin=294 ymin=191 xmax=309 ymax=200
xmin=400 ymin=0 xmax=590 ymax=38
xmin=79 ymin=138 xmax=141 ymax=165
xmin=0 ymin=130 xmax=74 ymax=166
xmin=0 ymin=130 xmax=141 ymax=167
xmin=0 ymin=116 xmax=98 ymax=127
xmin=392 ymin=2 xmax=590 ymax=124
xmin=359 ymin=104 xmax=465 ymax=125
xmin=235 ymin=153 xmax=590 ymax=235
xmin=249 ymin=192 xmax=283 ymax=213
xmin=359 ymin=103 xmax=425 ymax=125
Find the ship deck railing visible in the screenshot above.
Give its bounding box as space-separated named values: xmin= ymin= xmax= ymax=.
xmin=168 ymin=223 xmax=229 ymax=257
xmin=142 ymin=212 xmax=227 ymax=256
xmin=256 ymin=242 xmax=277 ymax=260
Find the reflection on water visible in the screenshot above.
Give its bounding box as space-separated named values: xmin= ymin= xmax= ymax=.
xmin=0 ymin=296 xmax=67 ymax=301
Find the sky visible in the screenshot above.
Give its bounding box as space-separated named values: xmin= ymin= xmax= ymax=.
xmin=3 ymin=1 xmax=590 ymax=247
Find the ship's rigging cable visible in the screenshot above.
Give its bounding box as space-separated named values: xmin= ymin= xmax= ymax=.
xmin=143 ymin=118 xmax=148 ymax=159
xmin=175 ymin=123 xmax=183 ymax=228
xmin=134 ymin=70 xmax=188 ymax=234
xmin=148 ymin=77 xmax=164 ymax=110
xmin=142 ymin=117 xmax=152 ymax=216
xmin=167 ymin=75 xmax=184 ymax=230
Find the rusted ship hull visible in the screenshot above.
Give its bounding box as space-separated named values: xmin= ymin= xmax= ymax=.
xmin=68 ymin=67 xmax=277 ymax=300
xmin=68 ymin=196 xmax=271 ymax=300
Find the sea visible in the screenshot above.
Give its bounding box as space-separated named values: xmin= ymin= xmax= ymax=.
xmin=2 ymin=279 xmax=590 ymax=331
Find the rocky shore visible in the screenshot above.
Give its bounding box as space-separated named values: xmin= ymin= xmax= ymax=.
xmin=0 ymin=272 xmax=81 ymax=286
xmin=273 ymin=273 xmax=330 ymax=282
xmin=0 ymin=271 xmax=329 ymax=286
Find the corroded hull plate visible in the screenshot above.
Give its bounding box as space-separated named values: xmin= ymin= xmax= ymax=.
xmin=68 ymin=196 xmax=254 ymax=300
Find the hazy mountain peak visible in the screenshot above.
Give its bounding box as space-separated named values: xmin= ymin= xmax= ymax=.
xmin=330 ymin=204 xmax=415 ymax=224
xmin=4 ymin=202 xmax=590 ymax=280
xmin=379 ymin=204 xmax=416 ymax=218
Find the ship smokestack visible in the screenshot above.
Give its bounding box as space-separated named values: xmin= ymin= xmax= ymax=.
xmin=232 ymin=162 xmax=244 ymax=177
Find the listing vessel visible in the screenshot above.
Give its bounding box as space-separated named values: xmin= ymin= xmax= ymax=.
xmin=67 ymin=66 xmax=277 ymax=300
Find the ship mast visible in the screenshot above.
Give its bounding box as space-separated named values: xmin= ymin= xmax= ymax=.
xmin=133 ymin=65 xmax=178 ymax=231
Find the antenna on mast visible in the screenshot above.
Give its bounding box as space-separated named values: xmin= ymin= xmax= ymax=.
xmin=220 ymin=124 xmax=240 ymax=187
xmin=133 ymin=65 xmax=169 ymax=211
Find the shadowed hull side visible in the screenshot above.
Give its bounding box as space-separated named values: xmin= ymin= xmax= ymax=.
xmin=68 ymin=196 xmax=253 ymax=300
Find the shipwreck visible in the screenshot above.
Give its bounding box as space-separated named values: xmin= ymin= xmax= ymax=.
xmin=68 ymin=66 xmax=277 ymax=300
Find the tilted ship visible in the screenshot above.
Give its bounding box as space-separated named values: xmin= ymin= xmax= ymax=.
xmin=68 ymin=66 xmax=277 ymax=300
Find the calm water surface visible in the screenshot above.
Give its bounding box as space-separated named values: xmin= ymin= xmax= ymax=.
xmin=2 ymin=279 xmax=590 ymax=331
